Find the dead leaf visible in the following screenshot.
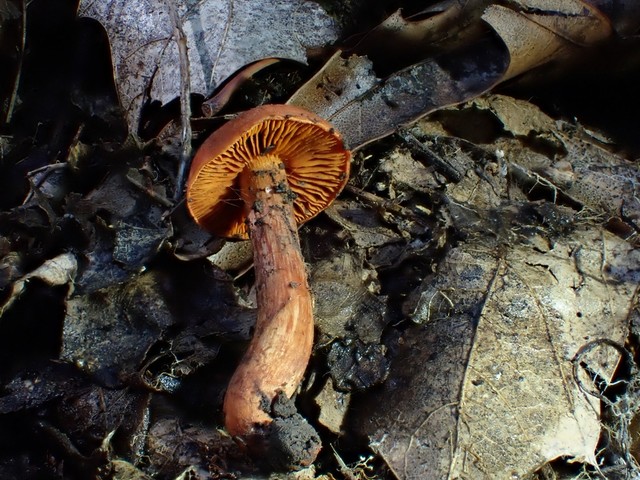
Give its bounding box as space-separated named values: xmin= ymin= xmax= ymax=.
xmin=482 ymin=1 xmax=611 ymax=82
xmin=472 ymin=94 xmax=558 ymax=138
xmin=360 ymin=227 xmax=636 ymax=479
xmin=146 ymin=417 xmax=256 ymax=478
xmin=0 ymin=364 xmax=85 ymax=414
xmin=324 ymin=199 xmax=403 ymax=249
xmin=339 ymin=94 xmax=640 ymax=478
xmin=110 ymin=460 xmax=154 ymax=480
xmin=289 ymin=43 xmax=508 ymax=149
xmin=311 ymin=250 xmax=387 ymax=345
xmin=0 ymin=252 xmax=77 ymax=316
xmin=451 ymin=229 xmax=634 ymax=478
xmin=314 ymin=378 xmax=350 ymax=434
xmin=473 ymin=95 xmax=640 ymax=229
xmin=290 ymin=1 xmax=634 ymax=150
xmin=61 ymin=272 xmax=173 ymax=387
xmin=78 ymin=0 xmax=340 ymax=134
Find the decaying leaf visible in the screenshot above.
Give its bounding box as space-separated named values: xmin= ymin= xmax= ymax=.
xmin=78 ymin=0 xmax=341 ymax=133
xmin=324 ymin=199 xmax=404 ymax=250
xmin=482 ymin=1 xmax=611 ymax=82
xmin=145 ymin=417 xmax=255 ymax=478
xmin=360 ymin=226 xmax=637 ymax=479
xmin=311 ymin=250 xmax=387 ymax=345
xmin=0 ymin=252 xmax=77 ymax=315
xmin=472 ymin=94 xmax=558 ymax=138
xmin=470 ymin=95 xmax=640 ymax=231
xmin=337 ymin=93 xmax=640 ymax=479
xmin=451 ymin=229 xmax=634 ymax=478
xmin=61 ymin=272 xmax=173 ymax=386
xmin=289 ymin=44 xmax=508 ymax=149
xmin=290 ymin=1 xmax=638 ymax=150
xmin=314 ymin=377 xmax=351 ymax=434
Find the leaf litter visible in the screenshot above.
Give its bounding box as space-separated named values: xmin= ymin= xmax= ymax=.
xmin=1 ymin=1 xmax=640 ymax=479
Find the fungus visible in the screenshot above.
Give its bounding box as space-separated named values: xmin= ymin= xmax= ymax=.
xmin=186 ymin=104 xmax=350 ymax=466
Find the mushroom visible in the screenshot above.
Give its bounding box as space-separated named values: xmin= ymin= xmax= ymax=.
xmin=186 ymin=104 xmax=350 ymax=464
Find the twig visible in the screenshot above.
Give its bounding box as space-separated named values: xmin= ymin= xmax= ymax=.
xmin=345 ymin=184 xmax=423 ymax=219
xmin=3 ymin=0 xmax=27 ymax=126
xmin=126 ymin=172 xmax=174 ymax=208
xmin=398 ymin=128 xmax=462 ymax=182
xmin=168 ymin=2 xmax=193 ymax=202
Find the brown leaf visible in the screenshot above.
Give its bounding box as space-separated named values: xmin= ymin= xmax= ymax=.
xmin=358 ymin=227 xmax=636 ymax=479
xmin=61 ymin=272 xmax=174 ymax=387
xmin=475 ymin=94 xmax=640 ymax=227
xmin=343 ymin=95 xmax=640 ymax=478
xmin=0 ymin=252 xmax=77 ymax=316
xmin=289 ymin=41 xmax=508 ymax=149
xmin=482 ymin=1 xmax=612 ymax=81
xmin=78 ymin=0 xmax=340 ymax=135
xmin=290 ymin=0 xmax=633 ymax=150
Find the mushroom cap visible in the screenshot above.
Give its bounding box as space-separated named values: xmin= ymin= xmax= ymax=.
xmin=186 ymin=104 xmax=351 ymax=239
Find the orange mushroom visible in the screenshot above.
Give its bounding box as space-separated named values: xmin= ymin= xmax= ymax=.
xmin=186 ymin=104 xmax=350 ymax=464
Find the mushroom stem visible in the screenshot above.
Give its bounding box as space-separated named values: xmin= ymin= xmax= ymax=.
xmin=223 ymin=154 xmax=314 ymax=444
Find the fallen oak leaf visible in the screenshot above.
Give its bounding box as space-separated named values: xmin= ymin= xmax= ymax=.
xmin=290 ymin=0 xmax=630 ymax=150
xmin=361 ymin=227 xmax=637 ymax=479
xmin=77 ymin=0 xmax=341 ymax=136
xmin=482 ymin=1 xmax=612 ymax=82
xmin=289 ymin=40 xmax=509 ymax=150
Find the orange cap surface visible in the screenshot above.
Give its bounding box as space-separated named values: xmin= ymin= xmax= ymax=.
xmin=186 ymin=104 xmax=351 ymax=239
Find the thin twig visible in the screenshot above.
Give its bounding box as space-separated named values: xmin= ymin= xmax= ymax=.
xmin=3 ymin=0 xmax=27 ymax=126
xmin=126 ymin=172 xmax=174 ymax=208
xmin=345 ymin=184 xmax=424 ymax=219
xmin=398 ymin=128 xmax=462 ymax=182
xmin=168 ymin=2 xmax=193 ymax=202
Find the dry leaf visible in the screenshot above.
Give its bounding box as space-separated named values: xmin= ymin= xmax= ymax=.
xmin=311 ymin=250 xmax=387 ymax=345
xmin=473 ymin=94 xmax=640 ymax=227
xmin=482 ymin=1 xmax=611 ymax=81
xmin=360 ymin=227 xmax=636 ymax=479
xmin=472 ymin=94 xmax=558 ymax=137
xmin=61 ymin=272 xmax=173 ymax=386
xmin=0 ymin=252 xmax=77 ymax=315
xmin=450 ymin=229 xmax=634 ymax=478
xmin=78 ymin=0 xmax=340 ymax=134
xmin=290 ymin=1 xmax=634 ymax=150
xmin=344 ymin=94 xmax=640 ymax=478
xmin=314 ymin=377 xmax=350 ymax=434
xmin=289 ymin=44 xmax=507 ymax=149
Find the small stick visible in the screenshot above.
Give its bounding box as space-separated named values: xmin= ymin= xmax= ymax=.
xmin=126 ymin=172 xmax=173 ymax=208
xmin=398 ymin=128 xmax=462 ymax=182
xmin=2 ymin=0 xmax=27 ymax=126
xmin=168 ymin=2 xmax=193 ymax=202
